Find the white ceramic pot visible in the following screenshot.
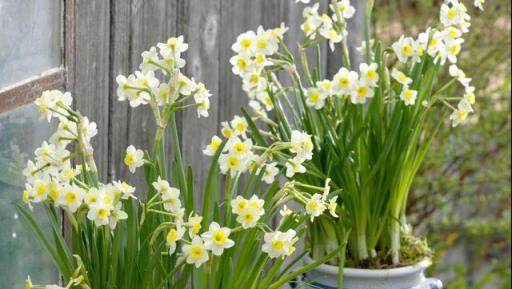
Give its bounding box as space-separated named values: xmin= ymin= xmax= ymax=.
xmin=291 ymin=255 xmax=443 ymax=289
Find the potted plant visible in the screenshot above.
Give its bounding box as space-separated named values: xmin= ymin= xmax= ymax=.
xmin=208 ymin=0 xmax=483 ymax=288
xmin=19 ymin=35 xmax=341 ymax=289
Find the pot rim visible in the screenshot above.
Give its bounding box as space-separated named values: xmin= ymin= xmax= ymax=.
xmin=303 ymin=255 xmax=432 ymax=278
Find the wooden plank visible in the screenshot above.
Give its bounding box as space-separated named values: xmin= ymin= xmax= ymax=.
xmin=108 ymin=0 xmax=131 ymax=183
xmin=0 ymin=68 xmax=65 ymax=113
xmin=179 ymin=0 xmax=221 ymax=205
xmin=73 ymin=0 xmax=111 ymax=182
xmin=218 ymin=0 xmax=264 ymax=123
xmin=108 ymin=0 xmax=179 ymax=194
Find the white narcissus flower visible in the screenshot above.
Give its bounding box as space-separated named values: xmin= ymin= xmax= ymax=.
xmin=400 ymin=86 xmax=418 ymax=106
xmin=219 ymin=153 xmax=242 ymax=175
xmin=178 ymin=74 xmax=195 ymax=96
xmin=221 ymin=121 xmax=233 ymax=139
xmin=442 ymin=37 xmax=464 ymax=64
xmin=228 ymin=137 xmax=253 ymax=156
xmin=202 ymin=222 xmax=235 ymax=256
xmin=290 ymin=130 xmax=314 ymax=160
xmin=330 ymin=0 xmax=356 ymax=20
xmin=124 ymin=145 xmax=144 ymax=173
xmin=306 ymin=87 xmax=327 ymax=110
xmin=87 ymin=201 xmax=112 ymax=227
xmin=464 ymin=86 xmax=476 ymax=105
xmin=112 ymin=180 xmax=136 ymax=199
xmin=166 ymin=223 xmax=186 ymax=254
xmin=56 ymin=185 xmax=85 ymax=213
xmin=391 ymin=68 xmax=412 ymax=86
xmin=230 ymin=54 xmax=251 ymax=76
xmin=236 ymin=207 xmax=262 ymax=229
xmin=231 ymin=196 xmax=249 ymax=215
xmin=116 ymin=74 xmax=136 ymax=102
xmin=262 ymin=162 xmax=279 ymax=184
xmin=449 ymin=65 xmax=471 ymax=87
xmin=152 ymin=177 xmax=181 ymax=212
xmin=232 ymin=30 xmax=256 ymax=56
xmin=440 ymin=0 xmax=471 ymax=33
xmin=203 ymin=135 xmax=223 ymax=156
xmin=254 ymin=26 xmax=278 ymax=56
xmin=109 ymin=203 xmax=128 ymax=230
xmin=140 ymin=46 xmax=161 ymax=72
xmin=29 ymin=177 xmax=50 ymax=203
xmin=323 ymin=28 xmax=344 ymax=51
xmin=392 ymin=36 xmax=416 ymax=63
xmin=230 ymin=115 xmax=248 ymax=137
xmin=350 ymin=81 xmax=374 ymax=104
xmin=474 ymin=0 xmax=485 ymax=11
xmin=182 ymin=236 xmax=209 ymax=268
xmin=35 ymin=90 xmax=72 ymax=122
xmin=328 ymin=196 xmax=339 ymax=217
xmin=333 ymin=67 xmax=358 ymax=96
xmin=306 ymin=193 xmax=327 ymax=221
xmin=154 ymin=83 xmax=171 ymax=106
xmin=285 ymin=157 xmax=307 ymax=178
xmin=188 ymin=214 xmax=203 ymax=237
xmin=450 ymin=100 xmax=473 ymax=127
xmin=262 ymin=229 xmax=298 ymax=259
xmin=193 ymin=82 xmax=211 ymax=118
xmin=157 ymin=36 xmax=188 ymax=68
xmin=359 ymin=63 xmax=379 ymax=87
xmin=280 ymin=205 xmax=293 ymax=217
xmin=79 ymin=116 xmax=98 ymax=141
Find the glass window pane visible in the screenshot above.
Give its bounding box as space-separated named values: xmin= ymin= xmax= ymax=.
xmin=0 ymin=104 xmax=57 ymax=287
xmin=0 ymin=0 xmax=61 ymax=87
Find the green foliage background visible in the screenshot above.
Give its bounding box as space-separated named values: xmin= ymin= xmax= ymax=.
xmin=375 ymin=1 xmax=511 ymax=288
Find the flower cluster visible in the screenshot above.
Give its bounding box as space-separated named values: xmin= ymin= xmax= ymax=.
xmin=229 ymin=25 xmax=287 ymax=113
xmin=305 ymin=62 xmax=380 ymax=107
xmin=300 ymin=1 xmax=355 ymax=51
xmin=25 ymin=91 xmax=135 ymax=230
xmin=391 ymin=0 xmax=477 ymax=126
xmin=204 ymin=121 xmax=313 ymax=180
xmin=116 ymin=36 xmax=211 ymax=118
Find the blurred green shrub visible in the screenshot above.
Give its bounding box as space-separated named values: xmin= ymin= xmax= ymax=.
xmin=375 ymin=1 xmax=511 ymax=288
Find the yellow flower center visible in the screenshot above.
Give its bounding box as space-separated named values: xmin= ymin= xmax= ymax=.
xmin=255 ymin=55 xmax=265 ymax=65
xmin=212 ymin=230 xmax=228 ymax=245
xmin=272 ymin=240 xmax=284 ymax=251
xmin=236 ymin=58 xmax=247 ymax=70
xmin=210 ymin=138 xmax=222 ymax=150
xmin=167 ymin=229 xmax=179 ymax=243
xmin=227 ymin=155 xmax=240 ymax=169
xmin=309 ymin=92 xmax=320 ymax=103
xmin=366 ymin=69 xmax=377 ymax=81
xmin=97 ymin=208 xmax=109 ymax=220
xmin=222 ymin=127 xmax=233 ymax=138
xmin=237 ymin=200 xmax=248 ymax=211
xmin=36 ymin=183 xmax=47 ymax=196
xmin=457 ymin=110 xmax=468 ymax=121
xmin=449 ymin=44 xmax=460 ymax=56
xmin=243 ymin=212 xmax=255 ymax=222
xmin=338 ymin=77 xmax=350 ymax=88
xmin=167 ymin=37 xmax=177 ymax=47
xmin=357 ymin=86 xmax=369 ymax=97
xmin=124 ymin=153 xmax=135 ymax=166
xmin=193 ymin=223 xmax=201 ymax=234
xmin=190 ymin=245 xmax=204 ymax=259
xmin=233 ymin=142 xmax=247 ymax=154
xmin=49 ymin=184 xmax=60 ymax=200
xmin=402 ymin=44 xmax=413 ymax=56
xmin=447 ymin=8 xmax=457 ymax=20
xmin=235 ymin=122 xmax=246 ymax=133
xmin=257 ymin=38 xmax=268 ymax=49
xmin=240 ymin=38 xmax=252 ymax=49
xmin=65 ymin=192 xmax=77 ymax=203
xmin=404 ymin=90 xmax=415 ymax=100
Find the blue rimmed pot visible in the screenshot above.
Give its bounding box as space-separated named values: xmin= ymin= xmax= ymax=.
xmin=290 ymin=255 xmax=442 ymax=289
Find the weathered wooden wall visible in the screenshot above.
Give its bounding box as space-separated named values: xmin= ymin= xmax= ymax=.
xmin=67 ymin=0 xmax=365 ymax=198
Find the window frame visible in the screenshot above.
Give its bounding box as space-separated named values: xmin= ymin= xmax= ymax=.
xmin=0 ymin=0 xmax=74 ymax=113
